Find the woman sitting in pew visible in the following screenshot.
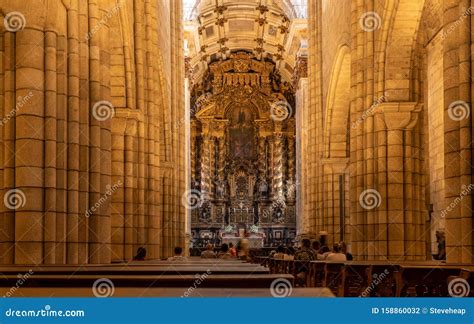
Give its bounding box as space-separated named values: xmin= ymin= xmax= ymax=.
xmin=339 ymin=241 xmax=353 ymax=261
xmin=229 ymin=243 xmax=237 ymax=257
xmin=132 ymin=247 xmax=147 ymax=261
xmin=201 ymin=244 xmax=217 ymax=259
xmin=326 ymin=243 xmax=347 ymax=262
xmin=168 ymin=247 xmax=188 ymax=262
xmin=318 ymin=246 xmax=331 ymax=260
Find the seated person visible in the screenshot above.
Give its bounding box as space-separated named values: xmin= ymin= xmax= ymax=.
xmin=132 ymin=247 xmax=146 ymax=261
xmin=339 ymin=241 xmax=353 ymax=261
xmin=326 ymin=243 xmax=347 ymax=262
xmin=294 ymin=239 xmax=316 ymax=286
xmin=217 ymin=243 xmax=232 ymax=259
xmin=318 ymin=246 xmax=331 ymax=260
xmin=237 ymin=239 xmax=250 ymax=261
xmin=312 ymin=241 xmax=321 ymax=254
xmin=200 ymin=244 xmax=216 ymax=259
xmin=294 ymin=239 xmax=316 ymax=261
xmin=284 ymin=246 xmax=295 ymax=260
xmin=167 ymin=247 xmax=187 ymax=262
xmin=273 ymin=245 xmax=286 ymax=259
xmin=229 ymin=242 xmax=237 ymax=257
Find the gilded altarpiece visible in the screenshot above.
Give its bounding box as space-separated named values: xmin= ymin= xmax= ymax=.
xmin=190 ymin=53 xmax=296 ymax=247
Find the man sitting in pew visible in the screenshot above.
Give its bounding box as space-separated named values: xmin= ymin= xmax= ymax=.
xmin=295 ymin=239 xmax=316 ymax=261
xmin=273 ymin=246 xmax=287 ymax=260
xmin=217 ymin=243 xmax=233 ymax=259
xmin=132 ymin=247 xmax=147 ymax=261
xmin=294 ymin=239 xmax=316 ymax=286
xmin=201 ymin=244 xmax=217 ymax=259
xmin=326 ymin=243 xmax=347 ymax=262
xmin=167 ymin=247 xmax=188 ymax=262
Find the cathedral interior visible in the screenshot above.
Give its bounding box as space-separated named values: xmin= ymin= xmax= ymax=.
xmin=0 ymin=0 xmax=473 ymax=300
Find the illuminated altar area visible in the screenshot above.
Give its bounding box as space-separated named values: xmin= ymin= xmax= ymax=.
xmin=190 ymin=52 xmax=297 ymax=248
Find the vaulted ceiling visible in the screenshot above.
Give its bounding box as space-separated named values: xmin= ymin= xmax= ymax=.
xmin=184 ymin=0 xmax=308 ymax=84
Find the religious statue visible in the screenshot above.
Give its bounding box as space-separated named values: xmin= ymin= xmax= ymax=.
xmin=216 ymin=180 xmax=226 ymax=198
xmin=258 ymin=180 xmax=268 ymax=198
xmin=199 ymin=202 xmax=212 ymax=224
xmin=272 ymin=207 xmax=285 ymax=224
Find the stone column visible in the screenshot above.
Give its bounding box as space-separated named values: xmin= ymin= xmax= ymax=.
xmin=15 ymin=26 xmax=45 ymax=264
xmin=379 ymin=103 xmax=423 ymax=260
xmin=296 ymin=76 xmax=309 ymax=236
xmin=443 ymin=0 xmax=473 ymax=263
xmin=321 ymin=158 xmax=349 ymax=246
xmin=44 ymin=30 xmax=58 ymax=264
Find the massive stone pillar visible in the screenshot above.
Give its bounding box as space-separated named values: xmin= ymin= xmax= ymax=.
xmin=321 ymin=159 xmax=349 ymax=246
xmin=14 ymin=23 xmax=46 ymax=265
xmin=0 ymin=0 xmax=186 ymax=265
xmin=295 ymin=75 xmax=309 ymax=236
xmin=305 ymin=0 xmax=324 ymax=238
xmin=443 ymin=0 xmax=473 ymax=263
xmin=377 ymin=103 xmax=424 ymax=260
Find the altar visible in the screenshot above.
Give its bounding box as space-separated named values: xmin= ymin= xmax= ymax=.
xmin=222 ymin=236 xmax=264 ymax=249
xmin=190 ymin=53 xmax=297 ymax=248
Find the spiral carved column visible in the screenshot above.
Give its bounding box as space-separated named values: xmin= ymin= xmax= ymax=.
xmin=200 ymin=134 xmax=211 ymax=200
xmin=209 ymin=136 xmax=216 ymax=199
xmin=273 ymin=132 xmax=284 ymax=200
xmin=217 ymin=135 xmax=226 ymax=183
xmin=191 ymin=135 xmax=197 ymax=186
xmin=257 ymin=136 xmax=267 ymax=188
xmin=287 ymin=134 xmax=296 ymax=201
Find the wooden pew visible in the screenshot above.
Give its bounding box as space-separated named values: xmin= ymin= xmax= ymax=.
xmin=397 ymin=264 xmax=464 ymax=297
xmin=341 ymin=262 xmax=371 ymax=297
xmin=307 ymin=261 xmax=326 ymax=288
xmin=0 ymin=273 xmax=294 ymax=289
xmin=0 ymin=287 xmax=335 ymax=297
xmin=0 ymin=264 xmax=269 ymax=276
xmin=289 ymin=260 xmax=311 ymax=287
xmin=322 ymin=262 xmax=345 ymax=297
xmin=448 ymin=267 xmax=474 ymax=297
xmin=274 ymin=257 xmax=474 ymax=297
